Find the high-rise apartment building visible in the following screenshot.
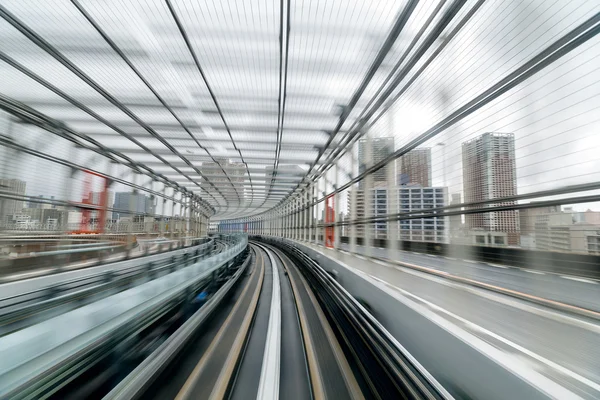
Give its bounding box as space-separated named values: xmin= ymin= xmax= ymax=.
xmin=358 ymin=137 xmax=394 ymax=188
xmin=398 ymin=148 xmax=431 ymax=187
xmin=462 ymin=132 xmax=520 ymax=245
xmin=398 ymin=186 xmax=447 ymax=243
xmin=0 ymin=179 xmax=26 ymax=223
xmin=347 ymin=188 xmax=388 ymax=239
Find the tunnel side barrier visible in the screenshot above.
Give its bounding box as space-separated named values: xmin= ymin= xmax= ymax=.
xmin=0 ymin=234 xmax=248 ymax=399
xmin=104 ymin=250 xmax=253 ymax=399
xmin=262 ymin=236 xmax=555 ymax=400
xmin=0 ymin=239 xmax=217 ymax=335
xmin=258 ymin=236 xmax=451 ymax=400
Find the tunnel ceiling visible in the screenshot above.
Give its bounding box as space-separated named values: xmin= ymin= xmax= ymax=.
xmin=0 ymin=0 xmax=413 ymax=219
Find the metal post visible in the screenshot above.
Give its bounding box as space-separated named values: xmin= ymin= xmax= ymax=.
xmin=334 ymin=162 xmax=340 ymax=250
xmin=387 ymin=151 xmax=398 ymax=259
xmin=312 ymin=183 xmax=318 ymax=244
xmin=305 ymin=187 xmax=310 ymax=241
xmin=171 ymin=189 xmax=177 ymax=240
xmin=293 ymin=199 xmax=297 ymax=240
xmin=322 ymin=172 xmax=329 ymax=247
xmin=364 ymin=133 xmax=373 ymax=258
xmin=161 ymin=184 xmax=167 ymax=237
xmin=350 ymin=147 xmax=357 ymax=254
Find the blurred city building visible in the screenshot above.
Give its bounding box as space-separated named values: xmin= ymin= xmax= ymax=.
xmin=399 ymin=186 xmax=447 ymax=243
xmin=112 ymin=192 xmax=155 ymax=220
xmin=398 ymin=148 xmax=432 ymax=187
xmin=0 ymin=178 xmax=26 ymax=225
xmin=448 ymin=193 xmax=464 ymax=243
xmin=519 ymin=205 xmax=561 ymax=249
xmin=462 ymin=132 xmax=520 ymax=246
xmin=534 ymin=209 xmax=600 ymax=254
xmin=28 ymin=195 xmax=56 ymax=209
xmin=203 ymin=158 xmax=246 ymax=204
xmin=358 ymin=137 xmax=394 ymax=189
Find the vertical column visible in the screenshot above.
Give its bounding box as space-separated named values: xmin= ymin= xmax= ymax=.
xmin=192 ymin=198 xmax=197 ymax=236
xmin=298 ymin=197 xmax=302 ymax=241
xmin=350 ymin=148 xmax=357 ymax=254
xmin=292 ymin=199 xmax=296 ymax=240
xmin=288 ymin=203 xmax=292 ymax=239
xmin=304 ymin=188 xmax=309 ymax=241
xmin=305 ymin=187 xmax=309 ymax=241
xmin=285 ymin=204 xmax=289 ymax=238
xmin=281 ymin=208 xmax=284 ymax=238
xmin=170 ymin=189 xmax=177 ymax=240
xmin=183 ymin=194 xmax=188 ymax=235
xmin=129 ymin=172 xmax=138 ymax=235
xmin=312 ymin=182 xmax=317 ymax=244
xmin=161 ymin=185 xmax=167 ymax=236
xmin=333 ymin=162 xmax=340 ymax=250
xmin=63 ymin=144 xmax=77 ymax=234
xmin=308 ymin=182 xmax=317 ymax=244
xmin=387 ymin=154 xmax=398 ymax=259
xmin=364 ymin=133 xmax=373 ymax=258
xmin=322 ymin=172 xmax=329 ymax=247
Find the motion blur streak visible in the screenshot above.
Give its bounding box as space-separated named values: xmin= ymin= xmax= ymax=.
xmin=0 ymin=1 xmax=599 ymax=399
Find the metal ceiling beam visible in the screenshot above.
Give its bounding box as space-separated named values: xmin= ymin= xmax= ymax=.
xmin=22 ymin=99 xmax=345 ymax=120
xmin=312 ymin=0 xmax=478 ymax=183
xmin=272 ymin=0 xmax=420 ymax=213
xmin=268 ymin=0 xmax=291 ymax=203
xmin=165 ymin=0 xmax=255 ymax=210
xmin=0 ymin=93 xmax=214 ymax=215
xmin=0 ymin=5 xmax=230 ymax=210
xmin=72 ymin=0 xmax=244 ymax=208
xmin=61 ymin=119 xmax=338 ymax=134
xmin=0 ymin=121 xmax=215 ymax=215
xmin=84 ymin=132 xmax=327 ymax=146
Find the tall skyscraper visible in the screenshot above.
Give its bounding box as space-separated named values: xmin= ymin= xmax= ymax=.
xmin=462 ymin=132 xmax=520 ymax=245
xmin=398 ymin=148 xmax=432 ymax=187
xmin=0 ymin=179 xmax=26 ymax=223
xmin=358 ymin=137 xmax=394 ymax=188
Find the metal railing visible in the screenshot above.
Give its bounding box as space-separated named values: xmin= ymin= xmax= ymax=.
xmin=0 ymin=234 xmax=247 ymax=398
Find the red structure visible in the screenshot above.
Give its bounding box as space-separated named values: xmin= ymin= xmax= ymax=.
xmin=325 ymin=195 xmax=335 ymax=248
xmin=72 ymin=170 xmax=109 ymax=234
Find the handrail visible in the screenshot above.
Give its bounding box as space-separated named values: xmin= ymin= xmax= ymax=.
xmin=0 ymin=239 xmax=214 ymax=303
xmin=104 ymin=251 xmax=252 ymax=399
xmin=0 ymin=235 xmax=248 ymax=398
xmin=0 ymin=241 xmax=219 ymax=335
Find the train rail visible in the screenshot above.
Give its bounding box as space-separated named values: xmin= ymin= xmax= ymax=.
xmin=104 ymin=240 xmax=447 ymax=399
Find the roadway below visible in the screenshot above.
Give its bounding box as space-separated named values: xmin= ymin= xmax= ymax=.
xmin=304 ymin=241 xmax=600 ymax=399
xmin=339 ymin=243 xmax=600 ymax=312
